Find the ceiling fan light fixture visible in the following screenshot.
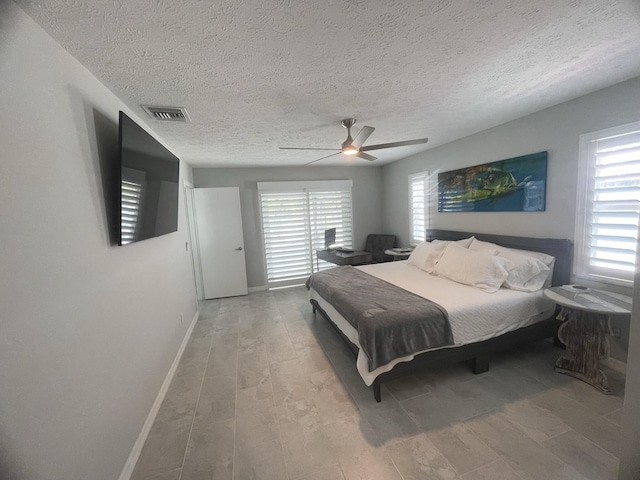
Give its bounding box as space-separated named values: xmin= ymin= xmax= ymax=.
xmin=342 ymin=144 xmax=358 ymax=155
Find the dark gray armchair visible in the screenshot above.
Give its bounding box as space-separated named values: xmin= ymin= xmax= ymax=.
xmin=364 ymin=234 xmax=397 ymax=263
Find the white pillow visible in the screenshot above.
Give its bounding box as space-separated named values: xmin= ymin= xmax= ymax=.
xmin=407 ymin=241 xmax=448 ymax=273
xmin=407 ymin=242 xmax=431 ymax=268
xmin=470 ymin=238 xmax=556 ymax=287
xmin=432 ymin=236 xmax=475 ymax=248
xmin=469 ymin=238 xmax=499 ymax=251
xmin=434 ymin=244 xmax=508 ymax=293
xmin=500 ymin=251 xmax=551 ymax=292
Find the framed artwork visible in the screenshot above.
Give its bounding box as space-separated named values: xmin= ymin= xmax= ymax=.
xmin=438 ymin=151 xmax=547 ymax=212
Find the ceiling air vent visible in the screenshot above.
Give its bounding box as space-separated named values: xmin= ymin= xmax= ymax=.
xmin=142 ymin=105 xmax=191 ymax=122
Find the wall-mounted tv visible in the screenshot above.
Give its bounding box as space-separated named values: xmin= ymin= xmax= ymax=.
xmin=118 ymin=111 xmax=180 ymax=245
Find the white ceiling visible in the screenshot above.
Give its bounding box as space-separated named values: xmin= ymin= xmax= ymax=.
xmin=16 ymin=0 xmax=640 ymax=167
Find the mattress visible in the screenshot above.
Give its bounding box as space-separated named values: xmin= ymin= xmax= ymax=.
xmin=309 ymin=260 xmax=555 ymax=385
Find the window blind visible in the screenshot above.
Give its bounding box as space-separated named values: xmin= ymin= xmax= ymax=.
xmin=409 ymin=172 xmax=429 ymax=244
xmin=120 ymin=168 xmax=145 ymax=245
xmin=259 ymin=182 xmax=353 ymax=288
xmin=576 ymin=125 xmax=640 ymax=284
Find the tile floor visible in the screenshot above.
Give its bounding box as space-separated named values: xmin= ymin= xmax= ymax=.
xmin=131 ymin=286 xmax=626 ymax=480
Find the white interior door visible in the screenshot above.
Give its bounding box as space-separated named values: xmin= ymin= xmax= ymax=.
xmin=194 ymin=187 xmax=248 ymax=299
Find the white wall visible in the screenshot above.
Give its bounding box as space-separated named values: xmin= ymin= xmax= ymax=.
xmin=193 ymin=166 xmax=385 ymax=289
xmin=0 ymin=3 xmax=197 ymax=479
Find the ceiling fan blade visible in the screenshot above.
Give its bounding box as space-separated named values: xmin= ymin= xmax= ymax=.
xmin=279 ymin=147 xmax=340 ymax=151
xmin=361 ymin=137 xmax=429 ymax=151
xmin=354 ymin=151 xmax=376 ymax=161
xmin=304 ymin=152 xmax=342 ymax=166
xmin=350 ymin=126 xmax=375 ymax=149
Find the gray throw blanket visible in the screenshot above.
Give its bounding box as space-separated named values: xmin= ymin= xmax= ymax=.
xmin=306 ymin=266 xmax=453 ymax=371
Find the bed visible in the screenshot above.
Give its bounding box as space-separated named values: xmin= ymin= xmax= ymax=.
xmin=307 ymin=230 xmax=573 ymax=402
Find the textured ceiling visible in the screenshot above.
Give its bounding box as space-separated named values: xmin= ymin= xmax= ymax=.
xmin=16 ymin=0 xmax=640 ymax=167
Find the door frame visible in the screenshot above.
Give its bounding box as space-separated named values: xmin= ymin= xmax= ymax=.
xmin=182 ymin=180 xmax=204 ymax=301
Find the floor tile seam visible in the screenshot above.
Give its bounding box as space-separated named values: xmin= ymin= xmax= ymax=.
xmin=603 ymin=408 xmax=623 ymax=428
xmin=390 ymin=390 xmax=471 ymax=479
xmin=396 ymin=387 xmax=435 ymax=407
xmin=387 ymin=386 xmax=435 ymax=403
xmin=540 ymin=426 xmax=622 ymax=463
xmin=535 ymin=436 xmax=613 ymax=479
xmin=137 ymin=466 xmax=183 ymax=480
xmin=342 ymin=389 xmax=412 ymax=479
xmin=393 ymin=385 xmax=436 ymax=432
xmin=454 ymin=370 xmax=491 ymax=386
xmin=383 ymin=427 xmax=462 ymax=480
xmin=427 ymin=408 xmax=507 ymax=473
xmin=544 ymin=384 xmax=624 ymax=419
xmin=263 ymin=316 xmax=294 ymax=480
xmin=463 ymin=407 xmax=594 ymax=479
xmin=381 ymin=445 xmax=409 ymax=480
xmin=459 ymin=458 xmax=526 ymax=480
xmin=231 ymin=304 xmax=243 ymax=480
xmin=287 ymin=462 xmax=344 ymax=480
xmin=290 ymin=330 xmax=335 ymax=379
xmin=176 ymin=318 xmax=218 ymax=480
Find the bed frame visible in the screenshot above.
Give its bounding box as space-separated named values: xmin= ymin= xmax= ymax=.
xmin=310 ymin=230 xmax=574 ymax=402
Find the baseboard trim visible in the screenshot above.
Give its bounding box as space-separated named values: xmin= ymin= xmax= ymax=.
xmin=248 ymin=285 xmax=266 ymax=293
xmin=118 ymin=310 xmax=200 ymax=480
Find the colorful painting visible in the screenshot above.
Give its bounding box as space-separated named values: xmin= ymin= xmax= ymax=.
xmin=438 ymin=151 xmax=547 ymax=212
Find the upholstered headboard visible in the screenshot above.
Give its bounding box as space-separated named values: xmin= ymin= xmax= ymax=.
xmin=426 ymin=230 xmax=574 ymax=287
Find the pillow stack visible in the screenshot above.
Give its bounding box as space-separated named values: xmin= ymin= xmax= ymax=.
xmin=434 ymin=244 xmax=509 ymax=293
xmin=469 ymin=238 xmax=554 ymax=291
xmin=406 ymin=236 xmax=554 ymax=293
xmin=407 ymin=236 xmax=474 ymax=273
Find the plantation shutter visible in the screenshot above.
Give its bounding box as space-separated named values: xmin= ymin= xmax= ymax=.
xmin=309 ymin=188 xmax=353 ymax=254
xmin=577 ymin=126 xmax=640 ymax=284
xmin=409 ymin=172 xmax=429 ymax=244
xmin=120 ymin=167 xmax=145 ymax=245
xmin=260 ymin=191 xmax=311 ymax=284
xmin=259 ymin=181 xmax=353 ymax=288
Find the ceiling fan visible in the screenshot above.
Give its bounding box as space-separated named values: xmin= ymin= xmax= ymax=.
xmin=279 ymin=118 xmax=429 ymax=165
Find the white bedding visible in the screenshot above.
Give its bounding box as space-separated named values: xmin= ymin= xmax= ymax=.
xmin=309 ymin=260 xmax=555 ymax=386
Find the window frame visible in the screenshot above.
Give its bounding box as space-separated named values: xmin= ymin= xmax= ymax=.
xmin=408 ymin=171 xmax=429 ymax=245
xmin=574 ymin=121 xmax=640 ymax=286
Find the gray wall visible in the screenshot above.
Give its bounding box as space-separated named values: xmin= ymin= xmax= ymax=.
xmin=381 ymin=76 xmax=640 ymax=361
xmin=619 ymin=237 xmax=640 ymax=479
xmin=0 ymin=3 xmax=197 ymax=479
xmin=382 ymin=76 xmax=640 ymax=250
xmin=193 ymin=166 xmax=385 ymax=288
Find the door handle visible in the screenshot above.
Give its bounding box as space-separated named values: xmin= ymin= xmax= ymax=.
xmin=235 ymin=246 xmax=243 ymax=251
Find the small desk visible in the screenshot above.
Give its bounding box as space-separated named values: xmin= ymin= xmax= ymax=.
xmin=544 ymin=286 xmax=632 ymax=394
xmin=316 ymin=249 xmax=372 ymax=269
xmin=385 ymin=248 xmax=413 ymax=261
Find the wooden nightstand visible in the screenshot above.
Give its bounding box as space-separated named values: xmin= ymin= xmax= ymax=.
xmin=544 ymin=285 xmax=632 ymax=394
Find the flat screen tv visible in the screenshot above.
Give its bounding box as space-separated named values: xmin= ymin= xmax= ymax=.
xmin=118 ymin=111 xmax=180 ymax=245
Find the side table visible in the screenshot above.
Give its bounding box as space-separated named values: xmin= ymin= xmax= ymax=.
xmin=384 ymin=248 xmax=413 ymax=261
xmin=544 ymin=285 xmax=632 ymax=394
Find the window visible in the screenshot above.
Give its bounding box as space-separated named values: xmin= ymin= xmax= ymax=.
xmin=258 ymin=180 xmax=353 ymax=288
xmin=575 ymin=122 xmax=640 ymax=285
xmin=409 ymin=171 xmax=429 ymax=245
